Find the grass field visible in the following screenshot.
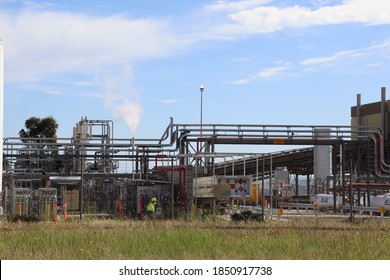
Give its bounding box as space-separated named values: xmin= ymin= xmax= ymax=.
xmin=1 ymin=217 xmax=390 ymax=260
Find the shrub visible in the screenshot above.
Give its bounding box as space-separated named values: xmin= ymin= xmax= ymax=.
xmin=231 ymin=210 xmax=263 ymax=222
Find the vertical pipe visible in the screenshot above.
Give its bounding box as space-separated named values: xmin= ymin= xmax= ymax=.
xmin=194 ymin=153 xmax=198 ymax=208
xmin=349 ymin=159 xmax=353 ymax=222
xmin=0 ymin=39 xmax=4 ymax=193
xmin=357 ymin=189 xmax=361 ymax=206
xmin=381 ymin=87 xmax=386 ymax=140
xmin=4 ymin=173 xmax=7 ymax=214
xmin=171 ymin=157 xmax=175 ymax=219
xmin=80 ymin=156 xmax=84 ymax=221
xmin=199 ymin=86 xmax=204 ymax=169
xmin=356 ymin=93 xmax=361 ymax=127
xmin=269 ymin=153 xmax=273 ymax=220
xmin=333 ymin=147 xmax=337 ymax=213
xmin=341 ymin=143 xmax=346 ymax=213
xmin=211 ymin=133 xmax=215 ymax=174
xmin=232 ymin=156 xmax=234 ymax=176
xmin=200 ymin=87 xmax=203 ymax=138
xmin=380 ymin=88 xmax=387 ymax=168
xmin=256 ymin=156 xmax=259 ymax=207
xmin=367 ymin=141 xmax=371 ymax=206
xmin=131 ymin=137 xmax=135 ymax=180
xmin=10 ymin=174 xmax=15 ymax=215
xmin=339 ymin=143 xmax=343 ymax=187
xmin=357 ymin=94 xmax=362 ymax=145
xmin=261 ymin=158 xmax=265 ymax=222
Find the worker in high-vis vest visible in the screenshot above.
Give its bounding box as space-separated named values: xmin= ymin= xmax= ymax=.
xmin=146 ymin=197 xmax=157 ymax=219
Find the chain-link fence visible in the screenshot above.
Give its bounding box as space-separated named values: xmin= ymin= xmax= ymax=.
xmin=1 ymin=168 xmax=194 ymax=221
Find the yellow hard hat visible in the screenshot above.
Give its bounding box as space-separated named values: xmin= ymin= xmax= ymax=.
xmin=151 ymin=197 xmax=157 ymax=202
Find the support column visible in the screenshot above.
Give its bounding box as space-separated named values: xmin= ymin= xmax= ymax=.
xmin=295 ymin=174 xmax=299 ymax=196
xmin=306 ymin=174 xmax=310 ymax=196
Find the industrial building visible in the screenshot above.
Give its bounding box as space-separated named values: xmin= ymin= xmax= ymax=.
xmin=1 ymin=88 xmax=390 ymax=220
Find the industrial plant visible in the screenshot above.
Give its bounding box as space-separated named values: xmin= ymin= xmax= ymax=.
xmin=1 ymin=38 xmax=390 ymax=221
xmin=1 ymin=88 xmax=390 ymax=221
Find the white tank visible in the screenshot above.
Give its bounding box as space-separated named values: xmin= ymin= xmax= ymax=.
xmin=370 ymin=193 xmax=390 ymax=211
xmin=314 ymin=129 xmax=332 ymax=182
xmin=313 ymin=194 xmax=342 ymax=210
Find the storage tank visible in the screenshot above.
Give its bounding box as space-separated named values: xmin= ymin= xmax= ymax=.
xmin=370 ymin=193 xmax=390 ymax=211
xmin=313 ymin=194 xmax=342 ymax=210
xmin=314 ymin=128 xmax=332 ymax=193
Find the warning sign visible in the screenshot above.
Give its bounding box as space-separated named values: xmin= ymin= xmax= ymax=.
xmin=218 ymin=176 xmax=252 ymax=198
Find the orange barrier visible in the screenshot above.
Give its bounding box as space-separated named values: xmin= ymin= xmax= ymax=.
xmin=64 ymin=203 xmax=68 ymax=221
xmin=53 ymin=204 xmax=57 ymax=222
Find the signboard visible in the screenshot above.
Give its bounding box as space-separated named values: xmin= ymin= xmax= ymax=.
xmin=218 ymin=176 xmax=252 ymax=198
xmin=194 ymin=176 xmax=252 ymax=198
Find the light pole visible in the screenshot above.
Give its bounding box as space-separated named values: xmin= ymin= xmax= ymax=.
xmin=200 ymin=85 xmax=204 ymax=138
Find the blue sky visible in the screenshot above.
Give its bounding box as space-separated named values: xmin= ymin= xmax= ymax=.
xmin=1 ymin=0 xmax=390 ymax=147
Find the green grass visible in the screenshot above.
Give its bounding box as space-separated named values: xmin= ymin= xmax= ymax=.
xmin=1 ymin=218 xmax=390 ymax=260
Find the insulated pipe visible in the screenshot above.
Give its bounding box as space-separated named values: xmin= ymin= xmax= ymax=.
xmin=379 ymin=87 xmax=390 ymax=172
xmin=0 ymin=39 xmax=4 ymax=193
xmin=381 ymin=87 xmax=386 ymax=141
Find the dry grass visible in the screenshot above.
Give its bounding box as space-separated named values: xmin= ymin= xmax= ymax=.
xmin=1 ymin=217 xmax=389 ymax=260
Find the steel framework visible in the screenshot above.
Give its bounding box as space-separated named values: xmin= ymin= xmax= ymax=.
xmin=2 ymin=118 xmax=390 ymax=216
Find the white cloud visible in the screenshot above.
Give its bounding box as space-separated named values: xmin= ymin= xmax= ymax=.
xmin=68 ymin=81 xmax=97 ymax=87
xmin=0 ymin=9 xmax=182 ymax=134
xmin=301 ymin=39 xmax=390 ymax=66
xmin=231 ymin=62 xmax=290 ymax=84
xmin=3 ymin=1 xmax=390 ymax=133
xmin=208 ymin=0 xmax=390 ymax=36
xmin=230 ymin=57 xmax=252 ymax=62
xmin=232 ymin=38 xmax=390 ymax=82
xmin=301 ymin=50 xmax=363 ymax=66
xmin=204 ymin=0 xmax=271 ymax=13
xmin=311 ymin=0 xmax=340 ymax=8
xmin=0 ymin=10 xmax=177 ymax=83
xmin=155 ymin=98 xmax=181 ymax=104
